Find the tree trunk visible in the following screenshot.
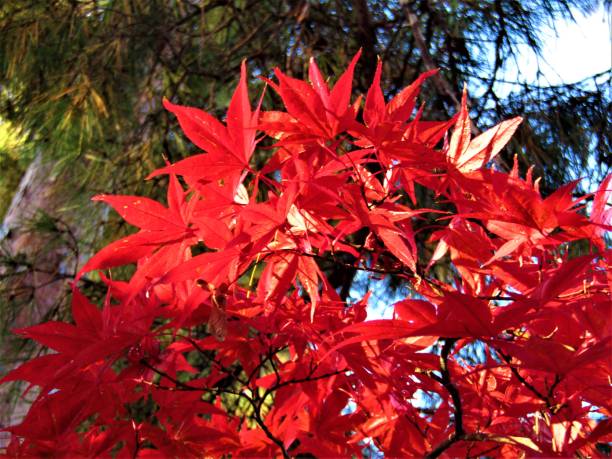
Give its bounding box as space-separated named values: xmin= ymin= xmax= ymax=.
xmin=0 ymin=153 xmax=73 ymax=445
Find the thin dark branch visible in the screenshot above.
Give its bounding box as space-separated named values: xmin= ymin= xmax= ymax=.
xmin=497 ymin=349 xmax=563 ymax=413
xmin=496 ymin=350 xmax=547 ymax=400
xmin=240 ymin=391 xmax=291 ymax=459
xmin=140 ymin=359 xmax=202 ymax=392
xmin=426 ymin=338 xmax=464 ymax=459
xmin=273 ymin=368 xmax=347 ymax=392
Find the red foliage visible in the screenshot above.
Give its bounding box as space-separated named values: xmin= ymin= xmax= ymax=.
xmin=2 ymin=57 xmax=611 ymax=458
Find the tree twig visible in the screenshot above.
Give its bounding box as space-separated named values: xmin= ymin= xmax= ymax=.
xmin=426 ymin=338 xmax=464 ymax=459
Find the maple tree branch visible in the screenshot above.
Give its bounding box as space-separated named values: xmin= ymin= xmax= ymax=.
xmin=240 ymin=390 xmax=291 ymax=459
xmin=145 ymin=342 xmax=299 ymax=459
xmin=427 ymin=436 xmax=458 ymax=459
xmin=426 ymin=338 xmax=464 ymax=459
xmin=476 ymin=295 xmax=515 ymax=301
xmin=252 ymin=367 xmax=348 ymax=458
xmin=183 ymin=336 xmax=249 ymax=385
xmin=257 ymin=366 xmax=348 ymax=418
xmin=440 ymin=339 xmax=464 ymax=436
xmin=496 ymin=350 xmax=548 ymax=399
xmin=131 ymin=423 xmax=140 ymax=459
xmin=548 ymin=374 xmax=561 ymax=399
xmin=145 ymin=336 xmax=337 ymax=458
xmin=141 ymin=359 xmax=291 ymax=459
xmin=140 ymin=359 xmax=202 ymax=392
xmin=245 ymin=345 xmax=289 ymax=386
xmin=426 ymin=344 xmax=568 ymax=458
xmin=143 ymin=356 xmax=290 ymax=458
xmin=469 ymin=442 xmax=502 ymax=458
xmin=273 ymin=368 xmax=348 ymax=393
xmin=267 ymin=349 xmax=282 ymax=385
xmin=141 ymin=359 xmax=241 ymax=398
xmin=298 ymin=250 xmax=405 ymax=276
xmin=497 ymin=350 xmax=567 ymax=415
xmin=254 ymin=407 xmax=290 ymax=459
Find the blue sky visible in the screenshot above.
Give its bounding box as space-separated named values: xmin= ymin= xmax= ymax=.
xmin=501 ymin=4 xmax=610 ymax=89
xmin=524 ymin=4 xmax=610 ymax=85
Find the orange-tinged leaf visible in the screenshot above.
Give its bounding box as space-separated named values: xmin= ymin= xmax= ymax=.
xmin=297 ymin=255 xmax=320 ymax=321
xmin=273 ymin=68 xmax=328 ymax=136
xmin=377 ymin=225 xmax=417 ymax=273
xmin=412 ymin=118 xmax=457 ymax=147
xmin=427 ymin=237 xmax=449 ymax=271
xmin=457 ymin=116 xmax=522 ymax=172
xmin=447 ymin=87 xmax=471 ymax=164
xmin=209 ymin=293 xmax=228 ymax=342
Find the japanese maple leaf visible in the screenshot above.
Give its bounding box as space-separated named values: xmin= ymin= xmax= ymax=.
xmin=450 ymin=170 xmax=593 ymax=263
xmin=493 ymin=335 xmax=612 ymax=378
xmin=371 ymin=64 xmax=435 ymax=126
xmin=156 ymin=189 xmax=296 ymax=288
xmin=427 ymin=217 xmax=495 ymax=291
xmin=590 ymin=174 xmax=612 ymax=228
xmin=446 ymin=88 xmax=522 ymax=173
xmin=1 ymin=289 xmax=148 ymax=393
xmin=349 ymin=61 xmax=447 ymax=200
xmin=77 ymin=174 xmax=194 ymax=279
xmin=323 ymin=283 xmax=501 ymax=360
xmin=149 ymin=60 xmax=260 ymax=180
xmin=140 ymin=415 xmax=240 ymax=458
xmin=413 ymin=289 xmax=497 ymax=337
xmin=353 ymin=60 xmax=438 ymax=146
xmin=3 ymin=385 xmax=132 ymax=455
xmin=4 ymin=417 xmax=133 ymax=458
xmin=572 ymin=173 xmax=612 ymax=249
xmin=342 ymin=185 xmax=419 ymax=272
xmin=259 ymin=51 xmax=361 ymax=140
xmin=493 ymin=254 xmax=598 ymax=329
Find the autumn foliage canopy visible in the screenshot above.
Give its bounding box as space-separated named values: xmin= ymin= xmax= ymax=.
xmin=2 ymin=53 xmax=611 ymax=458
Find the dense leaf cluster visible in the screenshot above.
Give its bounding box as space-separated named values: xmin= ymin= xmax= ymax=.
xmin=1 ymin=56 xmax=610 ymax=458
xmin=1 ymin=1 xmax=609 ymax=399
